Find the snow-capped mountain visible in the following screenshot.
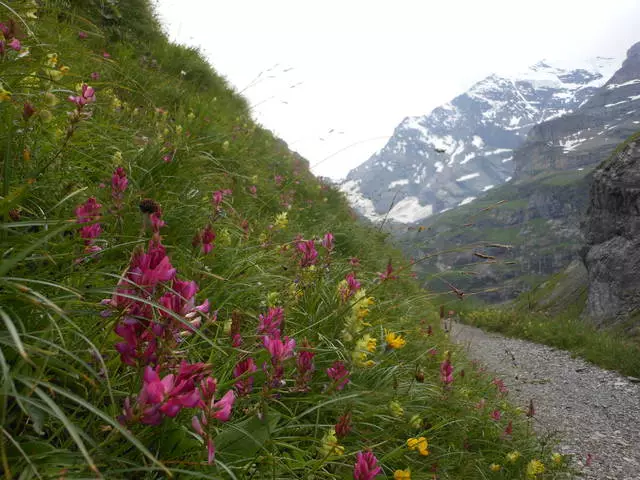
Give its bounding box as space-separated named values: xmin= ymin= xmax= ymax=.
xmin=342 ymin=57 xmax=621 ymax=223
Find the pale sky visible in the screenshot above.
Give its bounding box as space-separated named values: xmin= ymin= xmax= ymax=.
xmin=154 ymin=0 xmax=640 ymax=179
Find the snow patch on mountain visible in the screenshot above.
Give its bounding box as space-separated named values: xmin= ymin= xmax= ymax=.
xmin=387 ymin=197 xmax=433 ymax=223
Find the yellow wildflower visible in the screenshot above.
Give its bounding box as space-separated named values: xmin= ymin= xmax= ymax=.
xmin=274 ymin=212 xmax=288 ymax=229
xmin=352 ymin=335 xmax=376 ymax=367
xmin=317 ymin=428 xmax=344 ymax=457
xmin=0 ymin=88 xmax=11 ymax=102
xmin=407 ymin=437 xmax=429 ymax=456
xmin=506 ymin=451 xmax=521 ymax=463
xmin=489 ymin=463 xmax=502 ymax=472
xmin=222 ymin=140 xmax=230 ymax=151
xmin=385 ymin=330 xmax=406 ymax=349
xmin=388 ymin=400 xmax=404 ymax=418
xmin=267 ymin=291 xmax=280 ymax=307
xmin=393 ymin=469 xmax=411 ymax=480
xmin=526 ymin=459 xmax=545 ymax=477
xmin=45 ymin=53 xmax=58 ymax=68
xmin=59 ymin=65 xmax=70 ymax=74
xmin=551 ymin=452 xmax=563 ymax=465
xmin=217 ymin=228 xmax=231 ymax=246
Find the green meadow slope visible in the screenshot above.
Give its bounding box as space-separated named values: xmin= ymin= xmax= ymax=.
xmin=0 ymin=1 xmax=568 ymax=478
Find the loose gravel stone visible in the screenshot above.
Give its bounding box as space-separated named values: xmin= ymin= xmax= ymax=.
xmin=451 ymin=322 xmax=640 ymax=480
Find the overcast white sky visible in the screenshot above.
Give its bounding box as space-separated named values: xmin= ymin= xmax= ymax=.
xmin=154 ymin=0 xmax=640 ymax=179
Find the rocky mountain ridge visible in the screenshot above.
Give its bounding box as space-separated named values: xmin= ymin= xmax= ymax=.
xmin=394 ymin=42 xmax=640 ymax=301
xmin=342 ymin=57 xmax=621 ymax=223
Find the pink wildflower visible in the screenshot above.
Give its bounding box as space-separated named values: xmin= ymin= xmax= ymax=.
xmin=75 ymin=197 xmax=102 ymax=223
xmin=8 ymin=37 xmax=20 ymax=51
xmin=68 ymin=84 xmax=96 ymax=107
xmin=321 ymin=232 xmax=334 ymax=251
xmin=296 ymin=239 xmax=318 ymax=267
xmin=248 ymin=185 xmax=257 ymax=196
xmin=102 ymin=51 xmax=111 ymax=59
xmin=233 ymin=358 xmax=257 ymax=396
xmin=263 ymin=333 xmax=296 ymax=364
xmin=212 ymin=189 xmax=232 ymax=211
xmin=349 ymin=257 xmax=360 ymax=267
xmin=335 ymin=411 xmax=352 ymax=438
xmin=201 ymin=225 xmax=215 ymax=254
xmin=78 ymin=31 xmax=88 ymax=39
xmin=490 ymin=409 xmax=501 ymax=421
xmin=492 ymin=378 xmax=508 ymax=395
xmin=111 ymin=167 xmax=128 ymax=208
xmin=378 ymin=259 xmax=397 ymax=281
xmin=440 ymin=358 xmax=453 ymax=385
xmin=90 ymin=71 xmax=100 ymax=81
xmin=326 ymin=360 xmax=350 ymax=391
xmin=257 ymin=307 xmax=284 ymax=337
xmin=353 ymin=451 xmax=381 ymax=480
xmin=295 ymin=340 xmax=315 ymax=390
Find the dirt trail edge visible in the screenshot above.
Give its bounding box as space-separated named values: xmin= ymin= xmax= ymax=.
xmin=451 ymin=322 xmax=640 ymax=480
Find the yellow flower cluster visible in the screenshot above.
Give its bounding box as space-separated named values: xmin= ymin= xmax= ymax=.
xmin=526 ymin=459 xmax=545 ymax=477
xmin=351 ymin=334 xmax=376 ymax=367
xmin=274 ymin=212 xmax=288 ymax=230
xmin=385 ymin=330 xmax=406 ymax=349
xmin=388 ymin=400 xmax=404 ymax=418
xmin=341 ymin=289 xmax=374 ymax=342
xmin=506 ymin=451 xmax=521 ymax=463
xmin=489 ymin=463 xmax=502 ymax=472
xmin=317 ymin=428 xmax=344 ymax=457
xmin=407 ymin=436 xmax=429 ymax=456
xmin=393 ymin=469 xmax=411 ymax=479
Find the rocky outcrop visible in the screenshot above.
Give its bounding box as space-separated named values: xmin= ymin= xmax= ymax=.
xmin=583 ymin=137 xmax=640 ymax=324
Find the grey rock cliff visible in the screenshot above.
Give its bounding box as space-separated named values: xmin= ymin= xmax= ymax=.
xmin=583 ymin=138 xmax=640 ymax=323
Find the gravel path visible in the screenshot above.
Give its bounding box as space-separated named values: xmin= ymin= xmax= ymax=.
xmin=451 ymin=322 xmax=640 ymax=480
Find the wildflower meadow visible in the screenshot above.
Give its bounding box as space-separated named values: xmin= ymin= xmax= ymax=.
xmin=0 ymin=1 xmax=570 ymax=478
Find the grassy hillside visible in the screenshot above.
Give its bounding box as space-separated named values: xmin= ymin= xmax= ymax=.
xmin=1 ymin=2 xmax=567 ymax=478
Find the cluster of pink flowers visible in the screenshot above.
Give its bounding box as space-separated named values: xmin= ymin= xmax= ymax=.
xmin=296 ymin=239 xmax=318 ymax=267
xmin=378 ymin=260 xmax=398 ymax=281
xmin=257 ymin=307 xmax=284 ymax=337
xmin=0 ymin=21 xmax=21 ymax=55
xmin=111 ymin=167 xmax=128 ymax=210
xmin=192 ymin=224 xmax=215 ymax=254
xmin=353 ymin=451 xmax=381 ymax=480
xmin=263 ymin=331 xmax=296 ymax=388
xmin=339 ymin=272 xmax=361 ymax=302
xmin=326 ymin=360 xmax=350 ymax=392
xmin=102 ymin=207 xmax=210 ymax=368
xmin=321 ymin=232 xmax=334 ymax=251
xmin=75 ymin=197 xmax=103 ymax=258
xmin=440 ymin=357 xmax=454 ymax=385
xmin=212 ymin=189 xmax=232 ymax=212
xmin=191 ymin=376 xmax=236 ymax=464
xmin=68 ymin=84 xmax=96 ymax=107
xmin=492 ymin=377 xmax=508 ymax=395
xmin=295 ymin=340 xmax=316 ymax=391
xmin=233 ymin=358 xmax=257 ymax=396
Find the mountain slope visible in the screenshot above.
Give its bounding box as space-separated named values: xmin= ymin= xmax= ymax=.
xmin=0 ymin=1 xmax=559 ymax=478
xmin=402 ymin=43 xmax=640 ymax=301
xmin=343 ymin=57 xmax=620 ymax=223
